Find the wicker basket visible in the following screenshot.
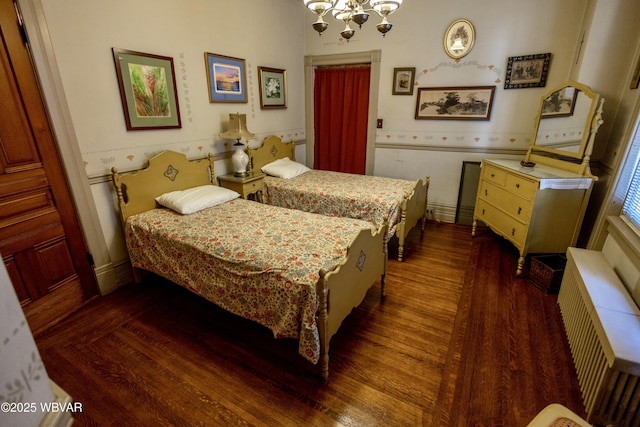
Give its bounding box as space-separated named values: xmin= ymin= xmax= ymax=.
xmin=529 ymin=255 xmax=567 ymax=294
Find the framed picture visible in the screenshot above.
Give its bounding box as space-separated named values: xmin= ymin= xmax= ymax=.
xmin=258 ymin=66 xmax=287 ymax=109
xmin=205 ymin=52 xmax=247 ymax=103
xmin=392 ymin=67 xmax=415 ymax=95
xmin=504 ymin=52 xmax=551 ymax=89
xmin=443 ymin=19 xmax=475 ymax=60
xmin=112 ymin=48 xmax=181 ymax=130
xmin=541 ymin=86 xmax=578 ymax=118
xmin=415 ymin=86 xmax=495 ymax=121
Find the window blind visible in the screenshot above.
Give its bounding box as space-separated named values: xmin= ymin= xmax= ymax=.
xmin=621 ymin=119 xmax=640 ymax=231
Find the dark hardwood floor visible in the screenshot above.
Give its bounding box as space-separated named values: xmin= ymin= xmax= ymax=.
xmin=34 ymin=221 xmax=585 ymax=426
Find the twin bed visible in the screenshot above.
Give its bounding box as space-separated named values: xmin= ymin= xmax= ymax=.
xmin=248 ymin=136 xmax=429 ymax=261
xmin=111 ymin=150 xmax=387 ymax=380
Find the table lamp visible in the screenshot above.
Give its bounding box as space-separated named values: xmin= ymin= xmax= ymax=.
xmin=219 ymin=113 xmax=256 ymax=177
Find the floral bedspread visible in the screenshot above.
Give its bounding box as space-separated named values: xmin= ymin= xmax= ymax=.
xmin=263 ymin=170 xmax=416 ymax=239
xmin=124 ymin=198 xmax=376 ymax=364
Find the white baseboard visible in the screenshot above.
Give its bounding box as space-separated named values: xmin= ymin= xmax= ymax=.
xmin=429 ymin=201 xmax=457 ymax=224
xmin=39 ymin=381 xmax=74 ymax=427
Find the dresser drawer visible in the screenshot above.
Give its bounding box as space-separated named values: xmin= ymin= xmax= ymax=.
xmin=479 ymin=180 xmax=533 ymax=221
xmin=482 ymin=164 xmax=507 ymax=187
xmin=504 ymin=174 xmax=537 ymax=200
xmin=476 ymin=199 xmax=527 ymax=247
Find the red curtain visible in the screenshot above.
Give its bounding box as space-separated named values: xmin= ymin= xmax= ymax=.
xmin=313 ymin=65 xmax=370 ymax=174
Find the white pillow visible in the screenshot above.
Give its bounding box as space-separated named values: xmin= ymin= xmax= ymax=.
xmin=155 ymin=185 xmax=240 ymax=214
xmin=261 ymin=157 xmax=310 ymax=179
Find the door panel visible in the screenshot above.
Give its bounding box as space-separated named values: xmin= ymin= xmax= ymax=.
xmin=0 ymin=0 xmax=97 ymax=333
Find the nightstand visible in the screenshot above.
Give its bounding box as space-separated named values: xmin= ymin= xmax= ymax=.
xmin=217 ymin=172 xmax=265 ymax=202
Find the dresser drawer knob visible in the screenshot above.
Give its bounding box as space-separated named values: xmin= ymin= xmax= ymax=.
xmin=482 ymin=209 xmax=485 ymax=215
xmin=511 ymin=228 xmax=516 ymax=236
xmin=490 ymin=173 xmax=495 ymax=178
xmin=517 ymin=207 xmax=522 ymax=215
xmin=515 ymin=183 xmax=520 ymax=189
xmin=484 ymin=189 xmax=488 ymax=196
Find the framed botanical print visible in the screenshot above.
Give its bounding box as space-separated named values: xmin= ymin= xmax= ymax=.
xmin=112 ymin=48 xmax=181 ymax=130
xmin=258 ymin=66 xmax=287 ymax=109
xmin=443 ymin=19 xmax=475 ymax=60
xmin=205 ymin=52 xmax=247 ymax=103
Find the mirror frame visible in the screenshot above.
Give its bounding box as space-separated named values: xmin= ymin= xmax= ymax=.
xmin=525 ymin=81 xmax=604 ymax=179
xmin=527 ymin=80 xmax=599 ymax=160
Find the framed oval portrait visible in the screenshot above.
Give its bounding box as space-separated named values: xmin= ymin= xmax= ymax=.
xmin=443 ymin=19 xmax=475 ymax=60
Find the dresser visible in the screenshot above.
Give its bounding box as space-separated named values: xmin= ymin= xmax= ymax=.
xmin=472 ymin=159 xmax=593 ymax=275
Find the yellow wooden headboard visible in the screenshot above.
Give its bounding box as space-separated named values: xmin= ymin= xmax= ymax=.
xmin=247 ymin=135 xmax=296 ymax=172
xmin=111 ymin=150 xmax=214 ymax=223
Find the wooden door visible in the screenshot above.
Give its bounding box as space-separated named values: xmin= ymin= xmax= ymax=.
xmin=0 ymin=0 xmax=97 ymax=333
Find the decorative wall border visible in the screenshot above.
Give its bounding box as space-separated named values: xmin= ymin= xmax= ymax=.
xmin=415 ymin=60 xmax=504 ymax=85
xmin=82 ymin=129 xmax=305 ymax=178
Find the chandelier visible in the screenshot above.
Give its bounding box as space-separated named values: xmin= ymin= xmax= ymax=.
xmin=303 ymin=0 xmax=403 ymax=40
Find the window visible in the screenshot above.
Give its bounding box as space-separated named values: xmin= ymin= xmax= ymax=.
xmin=621 ymin=116 xmax=640 ymax=232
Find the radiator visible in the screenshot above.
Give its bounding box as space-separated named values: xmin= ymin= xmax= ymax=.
xmin=557 ymin=248 xmax=640 ymax=427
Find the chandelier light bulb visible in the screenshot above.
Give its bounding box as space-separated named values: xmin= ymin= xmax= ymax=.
xmin=304 ymin=0 xmax=333 ymax=14
xmin=370 ymin=0 xmax=402 ymax=15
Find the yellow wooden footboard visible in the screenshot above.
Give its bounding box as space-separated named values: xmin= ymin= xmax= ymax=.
xmin=395 ymin=176 xmax=429 ymax=262
xmin=316 ymin=221 xmax=387 ymax=381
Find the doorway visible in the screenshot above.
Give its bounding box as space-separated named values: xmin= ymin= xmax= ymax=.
xmin=304 ymin=50 xmax=381 ymax=175
xmin=313 ymin=64 xmax=370 ymax=174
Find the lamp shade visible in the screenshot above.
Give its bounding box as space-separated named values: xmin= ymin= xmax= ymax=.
xmin=219 ymin=113 xmax=256 ymax=141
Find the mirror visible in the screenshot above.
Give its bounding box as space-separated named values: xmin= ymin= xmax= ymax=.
xmin=528 ymin=81 xmax=600 ymax=160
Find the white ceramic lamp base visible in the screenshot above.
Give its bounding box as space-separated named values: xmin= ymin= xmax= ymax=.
xmin=232 ymin=142 xmax=249 ymax=177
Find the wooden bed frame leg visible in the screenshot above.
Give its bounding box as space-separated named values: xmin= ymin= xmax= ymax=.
xmin=398 ymin=210 xmax=407 ymax=262
xmin=381 ymin=231 xmax=388 ymax=298
xmin=132 ymin=267 xmax=142 ymax=284
xmin=317 ymin=272 xmax=330 ymax=382
xmin=422 ymin=176 xmax=430 ymax=233
xmin=321 ymin=354 xmax=329 ymax=382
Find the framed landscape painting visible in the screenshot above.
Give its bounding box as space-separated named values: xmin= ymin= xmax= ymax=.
xmin=205 ymin=52 xmax=247 ymax=103
xmin=112 ymin=48 xmax=181 ymax=130
xmin=415 ymin=86 xmax=495 ymax=120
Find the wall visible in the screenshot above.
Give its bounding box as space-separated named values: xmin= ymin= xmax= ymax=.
xmin=571 ymin=0 xmax=640 ymax=248
xmin=28 ymin=0 xmax=306 ymax=289
xmin=40 ymin=0 xmax=306 ymax=177
xmin=23 ymin=0 xmax=640 ymax=291
xmin=303 ymin=0 xmax=591 ymax=220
